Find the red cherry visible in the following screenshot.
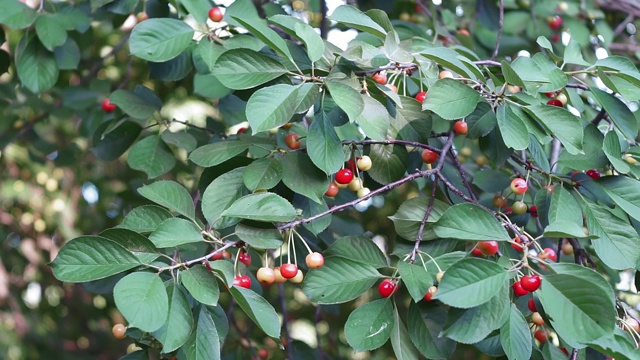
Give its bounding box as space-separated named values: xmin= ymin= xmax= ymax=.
xmin=512 ymin=281 xmax=529 ymax=297
xmin=257 ymin=349 xmax=269 ymax=359
xmin=347 ymin=157 xmax=360 ymax=172
xmin=539 ymin=247 xmax=557 ymax=262
xmin=520 ymin=275 xmax=542 ymax=292
xmin=545 ymin=92 xmax=556 ymax=98
xmin=511 ymin=236 xmax=525 ymax=252
xmin=378 ymin=279 xmax=397 ymax=297
xmin=285 ymin=133 xmax=301 ymax=149
xmin=233 ymin=275 xmax=251 ymax=289
xmin=305 ymin=252 xmax=325 ymax=269
xmin=212 ymin=250 xmax=231 ymax=260
xmin=510 ymin=178 xmax=528 ymax=195
xmin=477 ymin=241 xmax=499 ymax=256
xmin=238 ymin=251 xmax=252 ymax=267
xmin=280 ymin=264 xmax=298 ymax=279
xmin=335 ymin=169 xmax=354 ymax=185
xmin=528 ymin=297 xmax=537 ymax=312
xmin=472 ymin=248 xmax=483 ymax=257
xmin=548 ymin=15 xmax=563 ymax=30
xmin=421 ymin=149 xmax=438 ymax=164
xmin=534 ymin=329 xmax=548 ymax=343
xmin=236 ymin=127 xmax=247 ymax=134
xmin=101 ymin=98 xmax=116 ymax=112
xmin=586 ymin=169 xmax=601 ymax=179
xmin=256 ymin=267 xmax=275 ymax=285
xmin=415 ymin=91 xmax=428 ymax=103
xmin=453 ymin=121 xmax=468 ymax=135
xmin=208 ymin=7 xmax=223 ymax=22
xmin=325 ymin=182 xmax=339 ymax=197
xmin=546 ymin=99 xmax=563 ymax=107
xmin=372 ymin=72 xmax=387 ymax=85
xmin=529 ymin=205 xmax=538 ymax=218
xmin=423 ymin=286 xmax=438 ymax=301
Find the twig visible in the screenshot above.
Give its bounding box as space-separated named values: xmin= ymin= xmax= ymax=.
xmin=568 ymin=238 xmax=596 ymax=268
xmin=591 ymin=108 xmax=607 ymax=126
xmin=612 ymin=14 xmax=634 ymax=38
xmin=355 ymin=63 xmax=418 ymax=76
xmin=344 ymin=139 xmax=441 ymax=153
xmin=158 ymin=241 xmax=238 ymax=272
xmin=411 ymin=177 xmax=439 ymax=262
xmin=474 ymin=60 xmax=501 ymax=67
xmin=570 ymin=348 xmax=579 ymax=360
xmin=491 ymin=0 xmax=505 ymax=60
xmin=449 ymin=147 xmax=477 ymax=200
xmin=319 ymin=0 xmax=328 ymax=40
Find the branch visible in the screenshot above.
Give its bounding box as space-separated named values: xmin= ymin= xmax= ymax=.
xmin=158 ymin=241 xmax=238 ymax=272
xmin=474 ymin=60 xmax=501 ymax=67
xmin=591 ymin=108 xmax=607 ymax=126
xmin=410 ymin=176 xmax=439 ymax=262
xmin=612 ymin=14 xmax=634 ymax=38
xmin=491 ymin=0 xmax=505 ymax=60
xmin=355 ymin=63 xmax=418 ymax=76
xmin=449 ymin=147 xmax=477 ymax=200
xmin=319 ymin=0 xmax=328 ymax=40
xmin=345 ymin=139 xmax=441 ymax=153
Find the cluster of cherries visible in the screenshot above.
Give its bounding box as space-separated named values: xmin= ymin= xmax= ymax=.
xmin=326 ymin=155 xmax=373 ymax=198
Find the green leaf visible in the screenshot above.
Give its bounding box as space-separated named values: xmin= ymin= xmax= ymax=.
xmin=212 ymin=48 xmax=287 ymax=90
xmin=208 ymin=260 xmax=235 ymax=288
xmin=501 ymin=60 xmax=524 ymax=87
xmin=423 ymin=79 xmax=480 ymax=120
xmin=221 ymin=193 xmax=297 ymax=222
xmin=390 ymin=308 xmax=419 ymax=360
xmin=356 ymin=95 xmax=390 ymax=140
xmin=344 ymin=298 xmax=394 ymax=351
xmin=303 ymin=258 xmax=381 ymax=304
xmin=99 ymin=228 xmax=159 ymax=264
xmin=583 ymin=200 xmax=640 ymax=270
xmin=0 ymin=0 xmax=37 ymax=29
xmin=50 ymin=236 xmax=141 ymax=282
xmin=189 ymin=141 xmax=249 ymax=167
xmin=294 ymin=22 xmax=324 ymax=62
xmin=472 ymin=170 xmax=511 ymax=193
xmin=500 ymin=304 xmax=532 ymax=360
xmin=223 ymin=0 xmax=260 ymax=27
xmin=389 ymin=197 xmax=450 ymax=241
xmin=603 ymin=131 xmax=631 ymax=174
xmin=179 ymin=0 xmax=211 ymax=24
xmin=293 ymin=83 xmax=321 ymax=114
xmin=246 ymin=84 xmax=299 ymax=133
xmin=324 ymin=236 xmax=388 ymax=268
xmin=549 ymin=186 xmax=582 ymax=226
xmin=201 ymin=168 xmax=248 ymax=228
xmin=130 ymin=18 xmax=194 ymax=62
xmin=325 ymin=81 xmax=365 ymax=122
xmin=523 ymin=104 xmax=584 ymax=155
xmin=230 ymin=287 xmax=281 ymax=338
xmin=181 ymin=265 xmax=220 ymax=306
xmin=110 ymin=85 xmax=163 ymax=119
xmin=242 ymin=158 xmax=283 ymax=191
xmin=182 ymin=306 xmax=221 ymax=360
xmin=92 ymin=121 xmax=143 ymax=161
xmin=588 ymin=328 xmax=640 ymax=360
xmin=15 ymin=35 xmax=58 ymax=93
xmin=137 ymin=180 xmax=196 ymax=221
xmin=564 ymin=39 xmax=590 ymax=66
xmin=367 ymin=144 xmax=408 ymax=185
xmin=54 ymin=37 xmax=80 ymax=70
xmin=434 ymin=258 xmax=508 ymax=308
xmin=496 ymin=104 xmax=529 ymax=150
xmin=280 ymin=152 xmax=329 ymax=204
xmin=148 ymin=218 xmax=202 ymax=248
xmin=597 ymin=176 xmax=640 ymax=221
xmin=231 ymin=16 xmax=293 ymax=63
xmin=153 ymin=284 xmax=193 ymax=353
xmin=114 ymin=272 xmax=169 ymax=332
xmin=390 ymin=96 xmax=431 ymax=143
xmin=192 ymin=40 xmax=225 ymax=73
xmin=539 ymin=270 xmax=616 ymax=343
xmin=307 ymin=110 xmax=343 ymax=175
xmin=591 ymin=88 xmax=638 ymax=140
xmin=543 ymin=221 xmax=591 ymax=238
xmin=295 ymin=196 xmax=331 ymax=236
xmin=127 ymin=135 xmax=176 ymax=178
xmin=119 ymin=205 xmax=173 ymax=233
xmin=407 ymin=303 xmax=456 ymax=359
xmin=434 ymin=203 xmax=511 ymax=241
xmin=558 ymin=124 xmax=608 ymax=170
xmin=397 ymin=261 xmax=432 ymax=303
xmin=35 ymin=14 xmax=67 ymax=51
xmin=161 ymin=130 xmax=197 ymax=152
xmin=328 ymin=5 xmax=387 ymax=38
xmin=234 ymin=224 xmax=283 ymax=249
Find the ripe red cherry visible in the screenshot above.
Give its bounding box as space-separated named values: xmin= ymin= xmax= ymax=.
xmin=586 ymin=169 xmax=601 ymax=179
xmin=421 ymin=149 xmax=438 ymax=164
xmin=547 ymin=99 xmax=563 ymax=107
xmin=325 ymin=182 xmax=339 ymax=197
xmin=548 ymin=15 xmax=562 ymax=30
xmin=335 ymin=169 xmax=354 ymax=185
xmin=378 ymin=279 xmax=397 ymax=297
xmin=236 ymin=127 xmax=247 ymax=134
xmin=280 ymin=264 xmax=298 ymax=279
xmin=453 ymin=121 xmax=468 ymax=135
xmin=529 ymin=205 xmax=538 ymax=217
xmin=256 ymin=267 xmax=275 ymax=285
xmin=102 ymin=98 xmax=116 ymax=112
xmin=285 ymin=133 xmax=301 ymax=149
xmin=423 ymin=286 xmax=438 ymax=301
xmin=208 ymin=7 xmax=223 ymax=22
xmin=212 ymin=250 xmax=231 ymax=260
xmin=415 ymin=91 xmax=428 ymax=103
xmin=257 ymin=349 xmax=269 ymax=359
xmin=510 ymin=178 xmax=528 ymax=195
xmin=305 ymin=252 xmax=325 ymax=269
xmin=471 ymin=248 xmax=483 ymax=257
xmin=238 ymin=251 xmax=252 ymax=267
xmin=520 ymin=275 xmax=542 ymax=292
xmin=372 ymin=72 xmax=387 ymax=84
xmin=534 ymin=329 xmax=548 ymax=343
xmin=513 ymin=281 xmax=529 ymax=297
xmin=528 ymin=297 xmax=537 ymax=312
xmin=233 ymin=275 xmax=251 ymax=289
xmin=539 ymin=247 xmax=557 ymax=262
xmin=477 ymin=241 xmax=499 ymax=256
xmin=511 ymin=236 xmax=525 ymax=252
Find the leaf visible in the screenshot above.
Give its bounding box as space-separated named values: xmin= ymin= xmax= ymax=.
xmin=294 ymin=196 xmax=331 ymax=236
xmin=397 ymin=261 xmax=432 ymax=303
xmin=548 ymin=186 xmax=583 ymax=226
xmin=231 ymin=16 xmax=293 ymax=63
xmin=221 ymin=193 xmax=297 ymax=222
xmin=421 ymin=47 xmax=478 ymax=79
xmin=500 ymin=304 xmax=532 ymax=360
xmin=328 ymin=5 xmax=387 ymax=38
xmin=356 ymin=95 xmax=390 ymax=140
xmin=15 ymin=35 xmax=58 ymax=93
xmin=50 ymin=236 xmax=141 ymax=282
xmin=294 ymin=22 xmax=324 ymax=62
xmin=234 ymin=224 xmax=283 ymax=249
xmin=389 ymin=197 xmax=450 ymax=241
xmin=588 ymin=328 xmax=640 ymax=360
xmin=543 ymin=221 xmax=591 ymax=239
xmin=148 ymin=218 xmax=202 ymax=248
xmin=208 ymin=260 xmax=235 ymax=288
xmin=35 ymin=14 xmax=67 ymax=51
xmin=212 ymin=49 xmax=287 ymax=90
xmin=119 ymin=205 xmax=173 ymax=233
xmin=434 ymin=258 xmax=508 ymax=308
xmin=138 ymin=180 xmax=196 ymax=221
xmin=603 ymin=131 xmax=630 ymax=174
xmin=496 ymin=104 xmax=529 ymax=150
xmin=201 ymin=168 xmax=248 ymax=228
xmin=584 ymin=200 xmax=640 ymax=270
xmin=367 ymin=143 xmax=408 ymax=185
xmin=99 ymin=228 xmax=159 ymax=264
xmin=591 ymin=87 xmax=638 ymax=140
xmin=114 ymin=272 xmax=169 ymax=332
xmin=246 ymin=84 xmax=299 ymax=133
xmin=127 ymin=135 xmax=176 ymax=178
xmin=181 ymin=265 xmax=220 ymax=306
xmin=230 ymin=287 xmax=281 ymax=338
xmin=407 ymin=303 xmax=456 ymax=359
xmin=189 ymin=141 xmax=250 ymax=167
xmin=242 ymin=158 xmax=283 ymax=191
xmin=524 ymin=104 xmax=583 ymax=155
xmin=280 ymin=152 xmax=329 ymax=204
xmin=434 ymin=203 xmax=512 ymax=241
xmin=344 ymin=298 xmax=394 ymax=351
xmin=92 ymin=121 xmax=143 ymax=161
xmin=563 ymin=39 xmax=590 ymax=66
xmin=597 ymin=176 xmax=640 ymax=221
xmin=152 ymin=285 xmax=193 ymax=353
xmin=390 ymin=308 xmax=419 ymax=360
xmin=324 ymin=236 xmax=387 ymax=268
xmin=539 ymin=270 xmax=616 ymax=343
xmin=325 ymin=81 xmax=365 ymax=122
xmin=423 ymin=79 xmax=480 ymax=120
xmin=182 ymin=306 xmax=221 ymax=360
xmin=161 ymin=130 xmax=197 ymax=152
xmin=110 ymin=85 xmax=163 ymax=119
xmin=0 ymin=0 xmax=37 ymax=29
xmin=558 ymin=124 xmax=608 ymax=170
xmin=179 ymin=0 xmax=211 ymax=24
xmin=303 ymin=258 xmax=381 ymax=304
xmin=307 ymin=110 xmax=343 ymax=175
xmin=54 ymin=37 xmax=80 ymax=70
xmin=129 ymin=18 xmax=194 ymax=62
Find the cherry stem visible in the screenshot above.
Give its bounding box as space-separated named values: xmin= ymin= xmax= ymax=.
xmin=293 ymin=229 xmax=314 ymax=254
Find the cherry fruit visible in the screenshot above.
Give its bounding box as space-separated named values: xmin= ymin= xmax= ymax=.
xmin=325 ymin=182 xmax=339 ymax=197
xmin=520 ymin=275 xmax=541 ymax=292
xmin=415 ymin=91 xmax=428 ymax=103
xmin=510 ymin=178 xmax=528 ymax=195
xmin=531 ymin=312 xmax=545 ymax=326
xmin=539 ymin=247 xmax=557 ymax=262
xmin=305 ymin=252 xmax=325 ymax=269
xmin=529 ymin=205 xmax=538 ymax=217
xmin=273 ymin=267 xmax=287 ymax=283
xmin=548 ymin=15 xmax=562 ymax=30
xmin=512 ymin=201 xmax=528 ymax=215
xmin=477 ymin=241 xmax=499 ymax=256
xmin=102 ymin=98 xmax=116 ymax=112
xmin=423 ymin=286 xmax=438 ymax=301
xmin=357 ymin=187 xmax=370 ymax=198
xmin=492 ymin=195 xmax=507 ymax=208
xmin=280 ymin=264 xmax=298 ymax=279
xmin=534 ymin=329 xmax=548 ymax=343
xmin=233 ymin=275 xmax=251 ymax=289
xmin=212 ymin=250 xmax=231 ymax=260
xmin=238 ymin=251 xmax=252 ymax=267
xmin=335 ymin=169 xmax=354 ymax=185
xmin=208 ymin=7 xmax=223 ymax=22
xmin=586 ymin=169 xmax=601 ymax=179
xmin=378 ymin=279 xmax=397 ymax=297
xmin=472 ymin=248 xmax=483 ymax=257
xmin=513 ymin=281 xmax=529 ymax=297
xmin=285 ymin=133 xmax=301 ymax=150
xmin=453 ymin=121 xmax=468 ymax=135
xmin=112 ymin=323 xmax=126 ymax=339
xmin=421 ymin=149 xmax=438 ymax=164
xmin=372 ymin=72 xmax=387 ymax=85
xmin=528 ymin=298 xmax=537 ymax=312
xmin=256 ymin=267 xmax=276 ymax=285
xmin=547 ymin=99 xmax=563 ymax=107
xmin=439 ymin=70 xmax=454 ymax=79
xmin=290 ymin=270 xmax=304 ymax=283
xmin=357 ymin=156 xmax=372 ymax=171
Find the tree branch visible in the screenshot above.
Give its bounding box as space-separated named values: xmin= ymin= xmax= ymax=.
xmin=449 ymin=147 xmax=477 ymax=200
xmin=491 ymin=0 xmax=505 ymax=60
xmin=411 ymin=176 xmax=439 ymax=262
